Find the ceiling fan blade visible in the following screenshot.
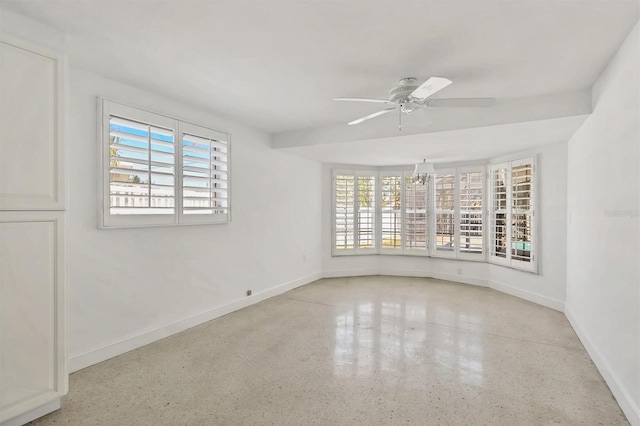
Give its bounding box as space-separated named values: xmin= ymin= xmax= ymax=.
xmin=335 ymin=97 xmax=392 ymax=103
xmin=425 ymin=97 xmax=496 ymax=108
xmin=410 ymin=77 xmax=453 ymax=100
xmin=348 ymin=107 xmax=396 ymax=125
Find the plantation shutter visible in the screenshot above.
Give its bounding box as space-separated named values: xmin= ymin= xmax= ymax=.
xmin=510 ymin=159 xmax=534 ymax=269
xmin=434 ymin=172 xmax=455 ymax=254
xmin=181 ymin=122 xmax=230 ymax=224
xmin=459 ymin=171 xmax=483 ymax=255
xmin=334 ymin=173 xmax=355 ymax=251
xmin=404 ymin=177 xmax=428 ymax=252
xmin=380 ymin=174 xmax=403 ymax=251
xmin=489 ymin=163 xmax=509 ymax=264
xmin=102 ymin=100 xmax=231 ymax=228
xmin=103 ymin=100 xmax=178 ymax=227
xmin=488 ymin=158 xmax=536 ymax=271
xmin=357 ymin=176 xmax=376 ymax=250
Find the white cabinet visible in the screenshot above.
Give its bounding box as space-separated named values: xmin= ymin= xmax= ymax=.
xmin=0 ymin=212 xmax=66 ymax=424
xmin=0 ymin=37 xmax=67 ymax=426
xmin=0 ymin=38 xmax=65 ymax=210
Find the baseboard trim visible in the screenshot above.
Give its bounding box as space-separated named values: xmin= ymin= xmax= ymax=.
xmin=322 ymin=269 xmax=379 ymax=278
xmin=565 ymin=307 xmax=640 ymax=426
xmin=322 ymin=271 xmax=563 ymax=312
xmin=1 ymin=398 xmax=60 ymax=426
xmin=489 ymin=280 xmax=564 ymax=312
xmin=378 ymin=269 xmax=489 ymax=287
xmin=69 ymin=271 xmax=322 ymax=373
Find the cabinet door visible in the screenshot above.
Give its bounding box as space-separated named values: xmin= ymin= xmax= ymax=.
xmin=0 ymin=211 xmax=66 ymax=423
xmin=0 ymin=38 xmax=65 ymax=210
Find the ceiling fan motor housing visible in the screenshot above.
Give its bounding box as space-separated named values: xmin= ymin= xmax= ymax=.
xmin=389 ymin=77 xmax=422 ymax=111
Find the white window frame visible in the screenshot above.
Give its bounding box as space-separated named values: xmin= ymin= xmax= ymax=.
xmin=379 ymin=171 xmax=405 ymax=255
xmin=457 ymin=167 xmax=486 ymax=261
xmin=180 ymin=121 xmax=230 ymax=225
xmin=430 ymin=166 xmax=485 ymax=261
xmin=403 ymin=173 xmax=430 ymax=256
xmin=488 ymin=162 xmax=510 ymax=266
xmin=331 ymin=169 xmax=377 ymax=256
xmin=431 ymin=168 xmax=457 ymax=259
xmin=99 ymin=98 xmax=231 ymax=228
xmin=488 ymin=157 xmax=537 ymax=272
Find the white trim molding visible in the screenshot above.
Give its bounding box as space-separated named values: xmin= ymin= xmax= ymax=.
xmin=489 ymin=280 xmax=564 ymax=312
xmin=565 ymin=307 xmax=640 ymax=426
xmin=378 ymin=269 xmax=489 ymax=287
xmin=321 ymin=269 xmax=380 ymax=279
xmin=0 ymin=399 xmax=60 ymax=426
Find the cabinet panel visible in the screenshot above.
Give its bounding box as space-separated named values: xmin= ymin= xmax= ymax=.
xmin=0 ymin=212 xmax=65 ymax=423
xmin=0 ymin=39 xmax=64 ymax=210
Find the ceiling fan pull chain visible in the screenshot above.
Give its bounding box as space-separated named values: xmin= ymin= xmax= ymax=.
xmin=398 ymin=105 xmax=402 ymax=132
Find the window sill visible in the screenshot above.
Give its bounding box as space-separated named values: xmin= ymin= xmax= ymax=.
xmin=331 ymin=252 xmax=485 ymax=262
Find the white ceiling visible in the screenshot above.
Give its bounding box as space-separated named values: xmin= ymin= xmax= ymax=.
xmin=0 ymin=0 xmax=638 ymax=164
xmin=2 ymin=0 xmax=638 ymax=137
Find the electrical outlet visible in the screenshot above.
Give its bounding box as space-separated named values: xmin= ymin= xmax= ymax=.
xmin=457 ymin=268 xmax=463 ymax=276
xmin=246 ymin=290 xmax=252 ymax=296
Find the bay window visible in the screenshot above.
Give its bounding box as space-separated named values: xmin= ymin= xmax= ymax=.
xmin=333 ymin=166 xmax=488 ymax=261
xmin=332 ymin=158 xmax=535 ymax=272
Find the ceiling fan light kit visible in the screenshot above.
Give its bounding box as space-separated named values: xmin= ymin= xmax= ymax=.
xmin=336 ymin=77 xmax=496 ymax=131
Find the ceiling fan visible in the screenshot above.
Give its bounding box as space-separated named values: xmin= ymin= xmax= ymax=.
xmin=335 ymin=77 xmax=495 ymax=131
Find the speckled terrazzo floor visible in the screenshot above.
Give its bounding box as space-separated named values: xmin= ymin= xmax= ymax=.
xmin=28 ymin=276 xmax=628 ymax=425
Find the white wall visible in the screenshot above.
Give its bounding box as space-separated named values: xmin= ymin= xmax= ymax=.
xmin=1 ymin=9 xmax=323 ymax=371
xmin=68 ymin=70 xmax=322 ymax=368
xmin=566 ymin=21 xmax=640 ymax=425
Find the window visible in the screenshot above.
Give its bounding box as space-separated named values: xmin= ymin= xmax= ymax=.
xmin=430 ymin=168 xmax=484 ymax=260
xmin=108 ymin=115 xmax=175 ymax=217
xmin=459 ymin=171 xmax=483 ymax=255
xmin=404 ymin=177 xmax=428 ymax=253
xmin=334 ymin=174 xmax=355 ymax=251
xmin=489 ymin=166 xmax=508 ymax=259
xmin=380 ymin=175 xmax=403 ymax=251
xmin=330 ymin=159 xmax=537 ymax=270
xmin=332 ymin=167 xmax=485 ymax=260
xmin=332 ymin=170 xmax=376 ymax=254
xmin=434 ymin=172 xmax=455 ymax=253
xmin=101 ymin=99 xmax=230 ymax=228
xmin=181 ymin=122 xmax=229 ymax=222
xmin=357 ymin=176 xmax=376 ymax=250
xmin=489 ymin=158 xmax=536 ymax=271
